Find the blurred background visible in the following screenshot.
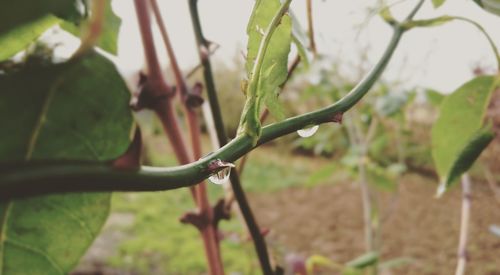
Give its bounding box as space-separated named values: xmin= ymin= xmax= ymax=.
xmin=66 ymin=0 xmax=500 ymax=274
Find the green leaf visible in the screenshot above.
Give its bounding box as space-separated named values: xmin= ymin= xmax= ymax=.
xmin=0 ymin=0 xmax=85 ymax=35
xmin=238 ymin=0 xmax=292 ymax=143
xmin=403 ymin=16 xmax=454 ymax=29
xmin=0 ymin=51 xmax=134 ymax=274
xmin=474 ymin=0 xmax=500 ymax=17
xmin=292 ymin=33 xmax=309 ymax=70
xmin=0 ymin=15 xmax=60 ymax=62
xmin=437 ymin=127 xmax=494 ymax=196
xmin=346 ymin=251 xmax=379 ymax=269
xmin=425 ymin=88 xmax=445 ymax=107
xmin=62 ymin=0 xmax=121 ymax=54
xmin=432 ymin=0 xmax=447 ymax=8
xmin=431 ymin=76 xmax=497 ymax=194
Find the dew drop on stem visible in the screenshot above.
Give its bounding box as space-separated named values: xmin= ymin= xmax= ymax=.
xmin=209 ymin=166 xmax=231 ymax=185
xmin=297 ymin=125 xmax=319 ymax=138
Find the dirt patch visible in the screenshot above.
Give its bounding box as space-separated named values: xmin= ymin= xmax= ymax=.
xmin=250 ymin=173 xmax=500 ymax=275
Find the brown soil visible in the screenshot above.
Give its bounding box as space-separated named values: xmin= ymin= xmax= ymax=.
xmin=250 ymin=173 xmax=500 ymax=275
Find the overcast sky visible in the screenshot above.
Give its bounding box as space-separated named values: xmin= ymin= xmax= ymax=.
xmin=111 ymin=0 xmax=500 ymax=92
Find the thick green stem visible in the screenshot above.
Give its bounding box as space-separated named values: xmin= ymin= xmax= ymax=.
xmin=0 ymin=24 xmax=406 ymax=199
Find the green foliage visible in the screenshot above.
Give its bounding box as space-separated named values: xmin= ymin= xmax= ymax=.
xmin=238 ymin=0 xmax=292 ymax=143
xmin=425 ymin=88 xmax=445 ymax=107
xmin=0 ymin=0 xmax=85 ymax=35
xmin=431 ymin=76 xmax=497 ymax=193
xmin=0 ymin=0 xmax=120 ymax=60
xmin=431 ymin=0 xmax=447 ymax=8
xmin=345 ymin=251 xmax=379 ymax=269
xmin=0 ymin=51 xmax=134 ymax=274
xmin=0 ymin=15 xmax=60 ymax=62
xmin=474 ymin=0 xmax=500 ymax=16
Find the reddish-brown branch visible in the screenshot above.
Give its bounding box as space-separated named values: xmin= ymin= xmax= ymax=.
xmin=147 ymin=1 xmax=224 ymax=274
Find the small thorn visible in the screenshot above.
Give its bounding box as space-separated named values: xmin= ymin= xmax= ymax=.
xmin=331 ymin=112 xmax=343 ymax=123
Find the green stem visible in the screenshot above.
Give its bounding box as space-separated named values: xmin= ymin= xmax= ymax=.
xmin=0 ymin=24 xmax=406 ymax=200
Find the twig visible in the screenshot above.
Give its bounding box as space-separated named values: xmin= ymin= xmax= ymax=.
xmin=455 ymin=174 xmax=471 ymax=275
xmin=306 ymin=0 xmax=317 ymax=56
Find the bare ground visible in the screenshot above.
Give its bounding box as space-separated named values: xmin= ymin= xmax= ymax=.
xmin=250 ymin=173 xmax=500 ymax=275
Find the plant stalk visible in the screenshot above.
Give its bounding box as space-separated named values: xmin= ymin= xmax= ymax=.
xmin=455 ymin=174 xmax=471 ymax=275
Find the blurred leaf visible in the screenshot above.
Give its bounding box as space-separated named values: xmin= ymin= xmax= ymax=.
xmin=346 ymin=251 xmax=379 ymax=269
xmin=366 ymin=160 xmax=397 ymax=191
xmin=432 ymin=0 xmax=447 ymax=8
xmin=474 ymin=0 xmax=500 ymax=17
xmin=308 ymin=162 xmax=338 ymax=186
xmin=379 ymin=257 xmax=414 ymax=270
xmin=379 ymin=2 xmax=396 ymax=25
xmin=0 ymin=0 xmax=86 ymax=35
xmin=432 ymin=76 xmax=497 ymax=194
xmin=374 ymin=91 xmax=410 ymax=117
xmin=437 ymin=127 xmax=494 ymax=196
xmin=306 ymin=255 xmax=337 ymax=274
xmin=292 ymin=33 xmax=309 ymax=69
xmin=0 ymin=15 xmax=60 ymax=62
xmin=62 ymin=0 xmax=121 ymax=54
xmin=239 ymin=0 xmax=292 ymax=142
xmin=0 ymin=51 xmax=134 ymax=274
xmin=403 ymin=16 xmax=453 ymax=28
xmin=425 ymin=88 xmax=445 ymax=107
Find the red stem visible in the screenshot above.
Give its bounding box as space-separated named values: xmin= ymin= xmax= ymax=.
xmin=146 ymin=1 xmax=225 ymax=274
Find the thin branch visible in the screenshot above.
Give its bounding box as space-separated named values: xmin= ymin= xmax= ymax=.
xmin=188 ymin=0 xmax=275 ymax=273
xmin=306 ymin=0 xmax=317 ymax=56
xmin=455 ymin=174 xmax=472 ymax=275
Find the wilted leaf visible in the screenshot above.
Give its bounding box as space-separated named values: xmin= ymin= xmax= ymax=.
xmin=431 ymin=76 xmax=497 ymax=194
xmin=0 ymin=51 xmax=134 ymax=274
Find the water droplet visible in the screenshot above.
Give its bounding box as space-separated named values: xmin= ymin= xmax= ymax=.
xmin=209 ymin=166 xmax=231 ymax=185
xmin=297 ymin=125 xmax=319 ymax=138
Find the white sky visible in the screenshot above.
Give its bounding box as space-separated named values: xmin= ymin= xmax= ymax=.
xmin=111 ymin=0 xmax=500 ymax=93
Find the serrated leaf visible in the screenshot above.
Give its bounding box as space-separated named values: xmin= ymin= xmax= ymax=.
xmin=62 ymin=0 xmax=121 ymax=54
xmin=432 ymin=0 xmax=447 ymax=8
xmin=474 ymin=0 xmax=500 ymax=17
xmin=346 ymin=251 xmax=379 ymax=269
xmin=0 ymin=51 xmax=134 ymax=274
xmin=0 ymin=15 xmax=60 ymax=62
xmin=0 ymin=0 xmax=86 ymax=35
xmin=238 ymin=0 xmax=292 ymax=143
xmin=431 ymin=76 xmax=497 ymax=194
